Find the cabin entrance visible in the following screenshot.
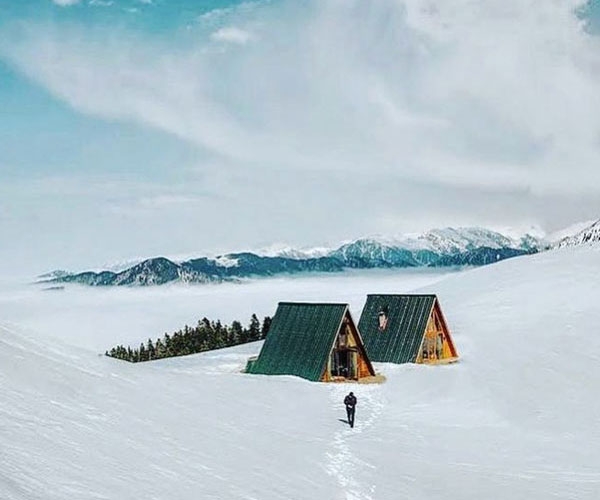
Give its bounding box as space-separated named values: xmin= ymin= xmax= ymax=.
xmin=331 ymin=348 xmax=357 ymax=379
xmin=322 ymin=312 xmax=375 ymax=382
xmin=421 ymin=331 xmax=445 ymax=362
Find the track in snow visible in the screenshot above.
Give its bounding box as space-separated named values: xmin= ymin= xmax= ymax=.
xmin=325 ymin=384 xmax=385 ymax=500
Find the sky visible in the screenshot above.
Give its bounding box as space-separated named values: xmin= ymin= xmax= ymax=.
xmin=1 ymin=0 xmax=600 ymax=275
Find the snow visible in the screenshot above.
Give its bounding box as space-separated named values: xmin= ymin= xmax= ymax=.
xmin=247 ymin=226 xmax=544 ymax=260
xmin=487 ymin=223 xmax=547 ymax=241
xmin=555 ymin=219 xmax=600 ymax=248
xmin=213 ymin=255 xmax=240 ymax=268
xmin=256 ymin=243 xmax=333 ymax=259
xmin=1 ymin=245 xmax=600 ymax=499
xmin=324 ymin=226 xmax=540 ymax=256
xmin=547 ymin=220 xmax=597 ymax=243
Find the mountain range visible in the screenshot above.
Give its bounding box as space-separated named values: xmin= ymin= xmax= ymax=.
xmin=38 ymin=222 xmax=600 ymax=287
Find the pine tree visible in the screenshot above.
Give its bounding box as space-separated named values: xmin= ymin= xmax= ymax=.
xmin=214 ymin=320 xmax=224 ymax=349
xmin=229 ymin=320 xmax=241 ymax=345
xmin=139 ymin=343 xmax=146 ymax=362
xmin=248 ymin=314 xmax=261 ymax=342
xmin=234 ymin=320 xmax=249 ymax=344
xmin=147 ymin=339 xmax=156 ymax=360
xmin=155 ymin=338 xmax=166 ymax=359
xmin=107 ymin=311 xmax=270 ymax=362
xmin=261 ymin=316 xmax=272 ymax=339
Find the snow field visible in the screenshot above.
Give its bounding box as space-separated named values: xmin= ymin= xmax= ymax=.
xmin=1 ymin=245 xmax=599 ymax=499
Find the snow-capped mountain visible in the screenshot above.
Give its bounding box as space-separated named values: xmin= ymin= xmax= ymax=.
xmin=267 ymin=227 xmax=541 ymax=260
xmin=39 ymin=226 xmax=546 ymax=287
xmin=554 ymin=219 xmax=600 ymax=249
xmin=36 ymin=270 xmax=72 ymax=280
xmin=256 ymin=243 xmax=332 ymax=260
xmin=322 ymin=227 xmax=544 ymax=266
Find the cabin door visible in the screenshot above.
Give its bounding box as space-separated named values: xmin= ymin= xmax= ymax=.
xmin=331 ymin=349 xmax=357 ymax=379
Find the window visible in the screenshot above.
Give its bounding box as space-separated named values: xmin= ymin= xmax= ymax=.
xmin=378 ymin=305 xmax=389 ymax=331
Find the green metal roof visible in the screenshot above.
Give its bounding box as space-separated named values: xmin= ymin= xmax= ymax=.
xmin=248 ymin=302 xmax=348 ymax=381
xmin=358 ymin=294 xmax=436 ymax=364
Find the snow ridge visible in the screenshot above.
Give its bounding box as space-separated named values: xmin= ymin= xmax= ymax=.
xmin=555 ymin=219 xmax=600 ymax=248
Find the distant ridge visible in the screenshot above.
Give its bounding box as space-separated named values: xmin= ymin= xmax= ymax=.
xmin=38 ymin=226 xmax=548 ymax=287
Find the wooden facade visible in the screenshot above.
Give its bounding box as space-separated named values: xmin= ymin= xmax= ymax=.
xmin=415 ymin=299 xmax=458 ymax=364
xmin=321 ymin=310 xmax=375 ymax=382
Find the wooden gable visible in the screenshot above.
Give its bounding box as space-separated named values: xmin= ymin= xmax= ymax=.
xmin=321 ymin=310 xmax=375 ymax=382
xmin=415 ymin=299 xmax=459 ymax=364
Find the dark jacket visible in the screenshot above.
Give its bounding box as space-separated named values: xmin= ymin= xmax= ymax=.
xmin=344 ymin=394 xmax=357 ymax=408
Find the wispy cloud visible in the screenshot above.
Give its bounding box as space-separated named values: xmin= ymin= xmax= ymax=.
xmin=210 ymin=27 xmax=254 ymax=44
xmin=51 ymin=0 xmax=80 ymax=6
xmin=197 ymin=2 xmax=260 ymax=25
xmin=5 ymin=0 xmax=600 ymax=198
xmin=1 ymin=0 xmax=600 ymax=270
xmin=89 ymin=0 xmax=114 ymax=7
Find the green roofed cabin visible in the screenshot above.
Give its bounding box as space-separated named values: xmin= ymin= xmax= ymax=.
xmin=247 ymin=302 xmax=376 ymax=382
xmin=358 ymin=294 xmax=459 ymax=365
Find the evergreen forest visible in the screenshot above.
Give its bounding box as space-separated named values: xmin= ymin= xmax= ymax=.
xmin=106 ymin=314 xmax=271 ymax=362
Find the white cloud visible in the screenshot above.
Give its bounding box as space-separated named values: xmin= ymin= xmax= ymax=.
xmin=7 ymin=0 xmax=599 ymax=196
xmin=210 ymin=26 xmax=254 ymax=44
xmin=2 ymin=0 xmax=600 ymax=262
xmin=51 ymin=0 xmax=80 ymax=6
xmin=89 ymin=0 xmax=114 ymax=7
xmin=198 ymin=3 xmax=260 ymax=25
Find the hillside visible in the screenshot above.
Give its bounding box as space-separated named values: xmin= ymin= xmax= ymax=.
xmin=555 ymin=219 xmax=600 ymax=248
xmin=2 ymin=244 xmax=600 ymax=499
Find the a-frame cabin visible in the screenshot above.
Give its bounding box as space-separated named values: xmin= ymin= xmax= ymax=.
xmin=358 ymin=294 xmax=458 ymax=365
xmin=247 ymin=302 xmax=376 ymax=382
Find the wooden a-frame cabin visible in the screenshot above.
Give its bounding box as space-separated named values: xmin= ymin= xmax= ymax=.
xmin=358 ymin=294 xmax=458 ymax=365
xmin=246 ymin=302 xmax=376 ymax=382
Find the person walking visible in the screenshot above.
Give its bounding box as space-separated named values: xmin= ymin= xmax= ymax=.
xmin=344 ymin=391 xmax=357 ymax=428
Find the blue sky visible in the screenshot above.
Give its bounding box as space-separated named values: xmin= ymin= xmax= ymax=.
xmin=1 ymin=0 xmax=600 ymax=275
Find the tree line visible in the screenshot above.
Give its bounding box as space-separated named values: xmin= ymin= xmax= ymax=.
xmin=106 ymin=314 xmax=272 ymax=363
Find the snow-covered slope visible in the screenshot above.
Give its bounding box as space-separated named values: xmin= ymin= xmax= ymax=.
xmin=555 ymin=219 xmax=600 ymax=248
xmin=2 ymin=246 xmax=600 ymax=499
